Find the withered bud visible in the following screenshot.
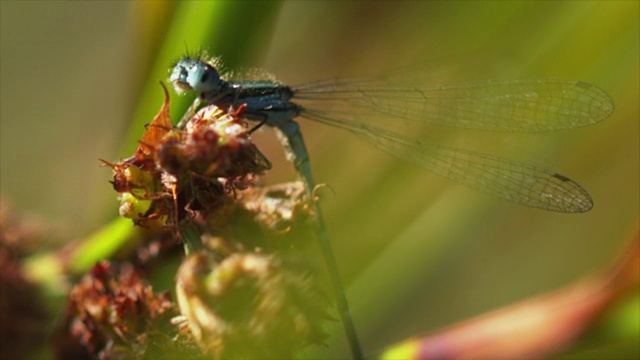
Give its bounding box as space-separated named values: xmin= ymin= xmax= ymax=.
xmin=56 ymin=261 xmax=180 ymax=359
xmin=104 ymin=85 xmax=270 ymax=229
xmin=176 ymin=251 xmax=328 ymax=359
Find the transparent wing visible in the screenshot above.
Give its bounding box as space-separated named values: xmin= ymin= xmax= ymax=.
xmin=295 ymin=78 xmax=613 ymax=132
xmin=303 ymin=112 xmax=593 ymax=213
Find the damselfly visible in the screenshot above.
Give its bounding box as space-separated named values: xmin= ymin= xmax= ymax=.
xmin=169 ymin=54 xmax=614 ymax=359
xmin=170 ymin=56 xmax=613 ymax=213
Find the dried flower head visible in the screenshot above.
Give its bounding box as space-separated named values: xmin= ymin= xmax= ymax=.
xmin=55 ymin=261 xmax=187 ymax=358
xmin=103 ymin=84 xmax=270 ymax=231
xmin=176 ymin=251 xmax=328 ymax=359
xmin=0 ymin=201 xmax=50 ymax=359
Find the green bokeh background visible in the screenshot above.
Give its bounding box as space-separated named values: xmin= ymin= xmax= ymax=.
xmin=1 ymin=1 xmax=638 ymax=358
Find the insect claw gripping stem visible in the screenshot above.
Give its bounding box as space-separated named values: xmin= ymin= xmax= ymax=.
xmin=176 ymin=97 xmax=201 ymax=129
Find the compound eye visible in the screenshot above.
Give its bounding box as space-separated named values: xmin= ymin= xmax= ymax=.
xmin=200 ymin=70 xmax=210 ymax=84
xmin=188 ymin=63 xmax=220 ymax=92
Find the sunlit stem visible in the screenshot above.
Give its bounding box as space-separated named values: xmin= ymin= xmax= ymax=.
xmin=181 ymin=221 xmax=204 ymax=255
xmin=275 ymin=124 xmax=363 ymax=360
